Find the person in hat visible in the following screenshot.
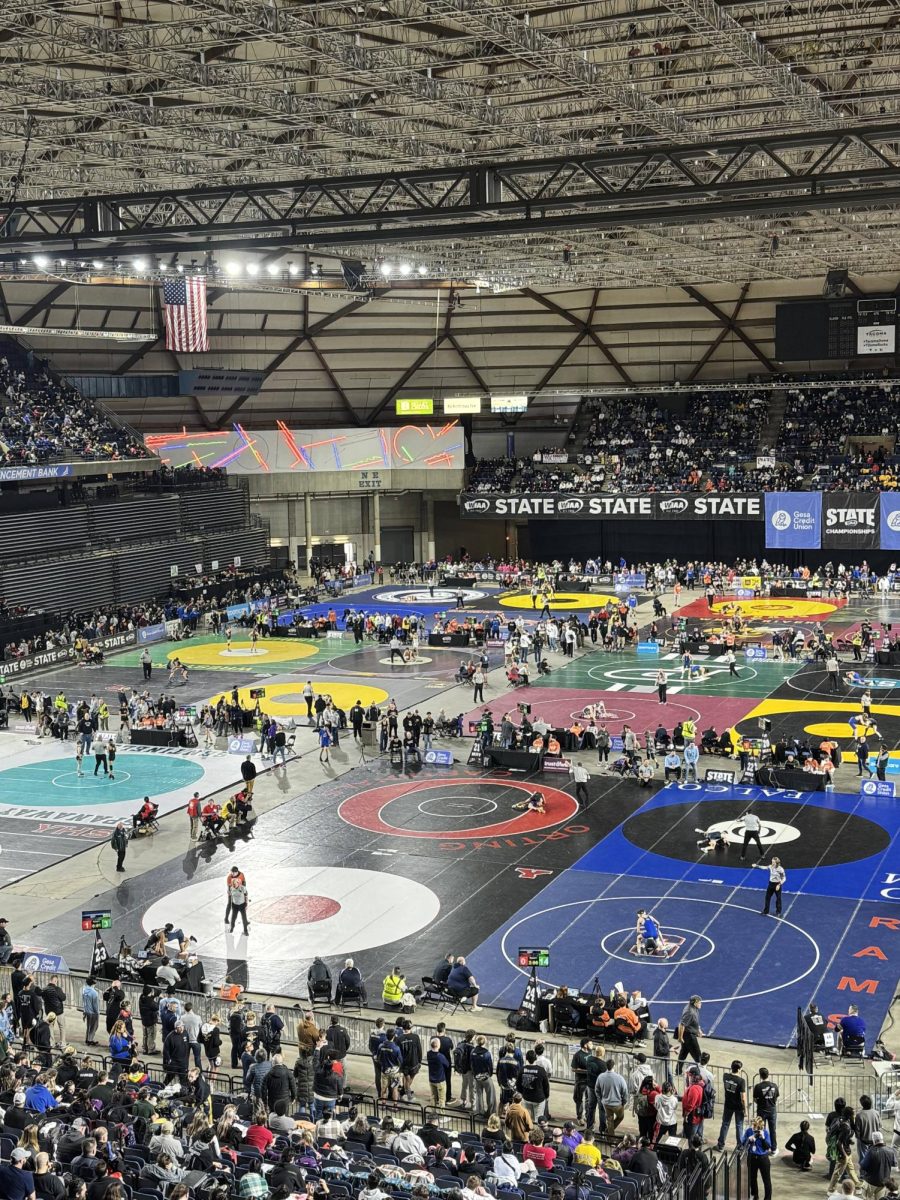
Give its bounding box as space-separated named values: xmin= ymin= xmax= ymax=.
xmin=3 ymin=1092 xmax=30 ymax=1130
xmin=0 ymin=1147 xmax=34 ymax=1200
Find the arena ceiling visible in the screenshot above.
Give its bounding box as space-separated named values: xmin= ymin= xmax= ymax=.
xmin=0 ymin=0 xmax=899 ymax=429
xmin=0 ymin=0 xmax=898 ymax=291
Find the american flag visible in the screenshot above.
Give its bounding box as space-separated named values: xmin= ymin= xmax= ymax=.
xmin=162 ymin=275 xmax=209 ymax=352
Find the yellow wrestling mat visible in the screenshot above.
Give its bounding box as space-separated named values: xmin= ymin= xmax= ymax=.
xmin=804 ymin=721 xmax=881 ymax=739
xmin=710 ymin=598 xmax=839 ymax=620
xmin=210 ymin=681 xmax=389 ymax=717
xmin=170 ymin=639 xmax=319 ymax=667
xmin=740 ymin=697 xmax=897 ymax=741
xmin=499 ymin=592 xmax=619 ymax=611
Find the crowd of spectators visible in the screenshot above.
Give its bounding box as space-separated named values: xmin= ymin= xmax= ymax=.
xmin=467 ymin=460 xmax=517 ymax=493
xmin=1 ymin=603 xmax=168 ymax=664
xmin=0 ymin=351 xmax=148 ymax=466
xmin=467 ymin=391 xmax=774 ymax=494
xmin=465 ymin=380 xmax=900 ymax=494
xmin=0 ymin=973 xmax=884 ymax=1200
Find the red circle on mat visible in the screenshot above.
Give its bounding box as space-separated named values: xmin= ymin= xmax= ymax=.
xmin=338 ymin=779 xmax=579 ymax=839
xmin=254 ymin=895 xmax=341 ymax=924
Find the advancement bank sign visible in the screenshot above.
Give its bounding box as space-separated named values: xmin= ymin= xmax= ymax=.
xmin=459 ymin=493 xmax=763 ymax=519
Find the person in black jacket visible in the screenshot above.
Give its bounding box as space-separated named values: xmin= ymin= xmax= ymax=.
xmin=269 ymin=1148 xmax=307 ymax=1194
xmin=202 ymin=1016 xmax=223 ymax=1071
xmin=138 ymin=986 xmax=159 ymax=1055
xmin=40 ymin=975 xmax=66 ymax=1049
xmin=399 ymin=1019 xmax=423 ymax=1103
xmin=163 ymin=1023 xmax=190 ymax=1085
xmin=784 ymin=1120 xmax=816 ymax=1170
xmin=16 ymin=981 xmax=43 ymax=1046
xmin=325 ymin=1016 xmax=350 ymax=1062
xmin=293 ymin=1045 xmax=316 ymax=1117
xmin=307 ymin=957 xmax=332 ymax=1003
xmin=436 ymin=1022 xmax=455 ymax=1103
xmin=30 ymin=1013 xmax=52 ymax=1066
xmin=55 ymin=1051 xmax=80 ymax=1089
xmin=262 ymin=1053 xmax=296 ymax=1111
xmin=103 ymin=981 xmax=125 ymax=1034
xmin=517 ymin=1049 xmax=550 ymax=1122
xmin=228 ymin=1005 xmax=246 ymax=1069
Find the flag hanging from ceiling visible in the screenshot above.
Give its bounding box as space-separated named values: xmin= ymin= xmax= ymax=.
xmin=90 ymin=929 xmax=109 ymax=976
xmin=162 ymin=276 xmax=209 ymax=352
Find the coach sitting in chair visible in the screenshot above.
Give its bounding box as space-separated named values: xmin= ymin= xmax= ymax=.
xmin=131 ymin=797 xmax=159 ymax=833
xmin=840 ymin=1004 xmax=866 ymax=1056
xmin=307 ymin=957 xmax=332 ymax=1004
xmin=334 ymin=957 xmax=367 ymax=1005
xmin=446 ymin=956 xmax=482 ymax=1012
xmin=804 ymin=1002 xmax=828 ymax=1052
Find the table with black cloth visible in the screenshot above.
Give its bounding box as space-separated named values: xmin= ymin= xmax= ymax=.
xmin=441 ymin=575 xmax=477 ymax=589
xmin=770 ymin=583 xmax=810 ymax=598
xmin=768 ymin=767 xmax=826 ymax=791
xmin=428 ymin=631 xmax=481 ymax=648
xmin=284 ymin=623 xmax=321 ymax=639
xmin=131 ymin=727 xmax=190 ymax=748
xmin=487 ymin=747 xmax=543 ymax=771
xmin=876 ymin=649 xmax=900 ymax=666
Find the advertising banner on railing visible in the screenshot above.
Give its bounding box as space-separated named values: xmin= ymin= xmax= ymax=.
xmin=764 ymin=492 xmax=822 ymax=548
xmin=822 ymin=491 xmax=879 ymax=549
xmin=138 ymin=623 xmax=167 ymax=644
xmin=881 ymin=494 xmax=900 ymax=551
xmin=461 ymin=490 xmax=900 ymax=550
xmin=459 ymin=493 xmax=763 ymax=519
xmin=0 ymin=630 xmax=135 ymax=679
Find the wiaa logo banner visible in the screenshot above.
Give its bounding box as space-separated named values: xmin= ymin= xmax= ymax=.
xmin=459 ymin=493 xmax=762 ymax=519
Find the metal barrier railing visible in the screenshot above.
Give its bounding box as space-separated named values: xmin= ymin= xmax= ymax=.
xmin=750 ymin=1068 xmax=881 ymax=1116
xmin=15 ymin=967 xmax=884 ymax=1122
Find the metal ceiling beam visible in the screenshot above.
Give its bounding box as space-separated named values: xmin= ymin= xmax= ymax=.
xmin=530 ymin=290 xmax=601 ymax=392
xmin=446 ymin=332 xmax=489 ymax=394
xmin=13 ymin=282 xmax=72 ymax=326
xmin=682 ymin=284 xmax=776 ymax=372
xmin=365 ymin=294 xmax=455 ymax=425
xmin=1 ymin=126 xmax=899 ymax=258
xmin=307 ymin=335 xmax=363 ymax=427
xmin=520 ymin=288 xmax=632 ymax=384
xmin=221 ymin=294 xmax=379 ymax=425
xmin=685 ymin=282 xmax=749 ymax=381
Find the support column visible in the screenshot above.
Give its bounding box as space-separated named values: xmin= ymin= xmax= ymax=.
xmin=426 ymin=496 xmax=436 ymax=562
xmin=372 ymin=491 xmax=382 ymax=563
xmin=304 ymin=493 xmax=313 ymax=578
xmin=505 ymin=520 xmax=518 ymax=559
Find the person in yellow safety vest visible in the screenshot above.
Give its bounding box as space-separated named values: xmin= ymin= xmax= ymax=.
xmin=54 ymin=692 xmax=67 ymax=712
xmin=98 ymin=701 xmax=110 ymax=731
xmin=382 ymin=966 xmax=406 ymax=1009
xmin=219 ymin=794 xmax=236 ymax=830
xmin=682 ymin=718 xmax=696 ymax=742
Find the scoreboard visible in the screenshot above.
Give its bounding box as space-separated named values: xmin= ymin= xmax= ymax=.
xmin=81 ymin=910 xmax=111 ymax=931
xmin=517 ymin=946 xmax=550 ymax=967
xmin=775 ymin=297 xmax=897 ymax=361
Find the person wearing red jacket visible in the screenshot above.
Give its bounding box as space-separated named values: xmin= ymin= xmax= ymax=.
xmin=681 ymin=1065 xmax=706 ymax=1141
xmin=187 ymin=792 xmax=201 ymax=840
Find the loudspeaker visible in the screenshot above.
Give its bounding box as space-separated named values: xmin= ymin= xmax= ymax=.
xmin=823 ymin=268 xmax=849 ymax=297
xmin=341 ymin=260 xmax=366 ymax=291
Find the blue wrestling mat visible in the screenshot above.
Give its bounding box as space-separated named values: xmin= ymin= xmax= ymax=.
xmin=468 ymin=781 xmax=900 ymax=1046
xmin=0 ymin=752 xmax=205 ymax=807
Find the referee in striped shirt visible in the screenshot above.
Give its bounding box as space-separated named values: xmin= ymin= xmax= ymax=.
xmin=757 ymin=856 xmax=786 ymax=917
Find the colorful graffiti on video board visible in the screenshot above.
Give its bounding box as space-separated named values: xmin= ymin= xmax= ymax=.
xmin=145 ymin=422 xmax=463 ymax=474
